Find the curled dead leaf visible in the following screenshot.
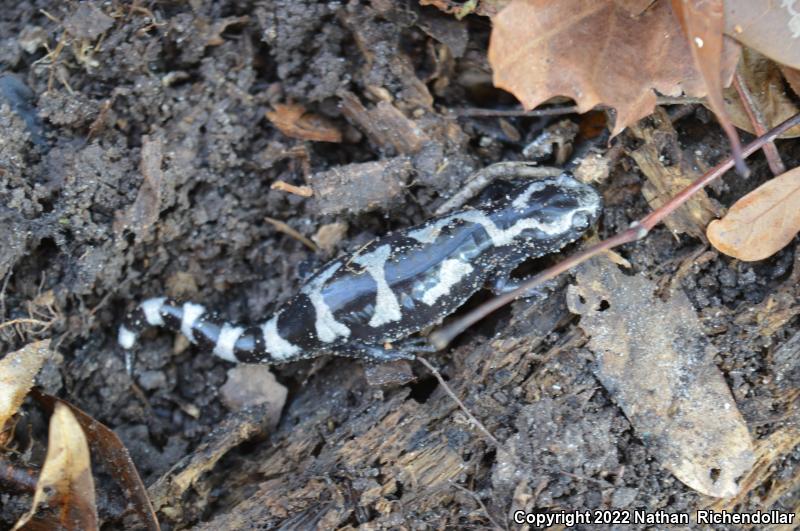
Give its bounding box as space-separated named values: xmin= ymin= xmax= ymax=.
xmin=31 ymin=391 xmax=161 ymax=531
xmin=707 ymin=166 xmax=800 ymax=261
xmin=266 ymin=103 xmax=342 ymax=143
xmin=0 ymin=340 xmax=49 ymax=443
xmin=13 ymin=403 xmax=97 ymax=531
xmin=113 ymin=134 xmax=165 ymax=238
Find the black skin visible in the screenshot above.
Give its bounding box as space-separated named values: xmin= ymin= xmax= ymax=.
xmin=121 ymin=175 xmax=601 ymax=364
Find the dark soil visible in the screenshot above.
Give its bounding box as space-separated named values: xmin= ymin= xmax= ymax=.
xmin=1 ymin=1 xmax=798 ymax=529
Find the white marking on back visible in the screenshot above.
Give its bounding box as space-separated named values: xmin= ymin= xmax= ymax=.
xmin=407 ymin=207 xmax=594 ymax=247
xmin=141 ymin=297 xmax=166 ymax=326
xmin=353 ymin=244 xmax=402 ymax=327
xmin=421 ymin=259 xmax=474 ymax=305
xmin=511 ymin=181 xmax=547 ymax=209
xmin=213 ymin=322 xmax=244 ymax=362
xmin=180 ymin=302 xmax=205 ymax=343
xmin=302 ymin=263 xmax=351 ymax=343
xmin=262 ymin=314 xmax=301 ymax=361
xmin=118 ymin=325 xmax=137 ymax=349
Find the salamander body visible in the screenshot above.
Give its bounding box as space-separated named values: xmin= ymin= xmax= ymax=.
xmin=119 ymin=173 xmax=601 ymax=363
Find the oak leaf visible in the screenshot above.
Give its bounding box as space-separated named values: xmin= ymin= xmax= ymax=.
xmin=707 ymin=167 xmax=800 ymax=261
xmin=488 ymin=0 xmax=738 ymax=135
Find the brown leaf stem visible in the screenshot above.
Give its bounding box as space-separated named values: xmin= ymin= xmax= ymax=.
xmin=428 ymin=110 xmax=800 ymax=350
xmin=732 ymin=71 xmax=786 ymax=175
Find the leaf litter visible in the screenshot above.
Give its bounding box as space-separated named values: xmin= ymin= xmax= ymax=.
xmin=488 ymin=0 xmax=739 ymax=136
xmin=13 ymin=403 xmax=98 ymax=531
xmin=567 ymin=259 xmax=755 ymax=498
xmin=0 ymin=340 xmax=49 ymax=443
xmin=707 ymin=166 xmax=800 ymax=261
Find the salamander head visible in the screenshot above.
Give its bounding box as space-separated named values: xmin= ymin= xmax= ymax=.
xmin=495 ymin=173 xmax=602 ymax=242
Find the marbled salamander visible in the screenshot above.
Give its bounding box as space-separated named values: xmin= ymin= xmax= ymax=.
xmin=119 ymin=173 xmax=601 ymax=364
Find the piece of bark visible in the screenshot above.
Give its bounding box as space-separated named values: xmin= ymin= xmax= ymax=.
xmin=308 ymin=157 xmax=411 ymax=215
xmin=629 ymin=108 xmax=721 ymax=240
xmin=338 ymin=91 xmax=430 ymax=154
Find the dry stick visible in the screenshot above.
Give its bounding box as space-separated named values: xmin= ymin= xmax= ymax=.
xmin=449 ymin=481 xmax=507 ymax=531
xmin=449 ymin=97 xmax=707 ymax=118
xmin=416 ymin=356 xmax=502 ymax=449
xmin=429 ymin=111 xmax=800 ymax=350
xmin=732 ymin=71 xmax=787 ymax=176
xmin=449 ymin=105 xmax=580 ymax=118
xmin=0 ymin=317 xmax=50 ymax=331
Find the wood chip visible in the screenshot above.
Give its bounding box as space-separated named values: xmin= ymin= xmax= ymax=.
xmin=270 ymin=180 xmax=313 ymax=197
xmin=339 ymin=91 xmax=429 ymax=154
xmin=629 ymin=108 xmax=721 ymax=240
xmin=266 ymin=103 xmax=342 ymax=143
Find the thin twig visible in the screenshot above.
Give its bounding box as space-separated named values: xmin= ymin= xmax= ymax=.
xmin=429 ymin=110 xmax=800 ymax=349
xmin=271 ymin=180 xmax=314 ymax=198
xmin=733 ymin=71 xmax=786 ymax=176
xmin=264 ymin=217 xmax=318 ymax=252
xmin=416 ymin=356 xmax=502 ymax=449
xmin=450 ymin=481 xmax=507 ymax=531
xmin=0 ymin=318 xmax=50 ymax=331
xmin=448 ymin=106 xmax=579 ymax=118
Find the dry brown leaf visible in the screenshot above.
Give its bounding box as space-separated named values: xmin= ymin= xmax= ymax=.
xmin=671 ymin=0 xmax=745 ymax=175
xmin=704 ymin=424 xmax=800 ymax=513
xmin=720 ymin=49 xmax=800 ymax=139
xmin=614 ymin=0 xmax=656 ymax=16
xmin=567 ymin=259 xmax=754 ymax=497
xmin=32 ymin=390 xmax=161 ymax=531
xmin=707 ymin=167 xmax=800 ymax=261
xmin=724 ymin=0 xmax=800 ymax=69
xmin=0 ymin=340 xmax=49 ymax=442
xmin=781 ymin=65 xmax=800 ymax=98
xmin=266 ymin=103 xmax=342 ymax=143
xmin=488 ymin=0 xmax=739 ymax=135
xmin=13 ymin=403 xmax=97 ymax=531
